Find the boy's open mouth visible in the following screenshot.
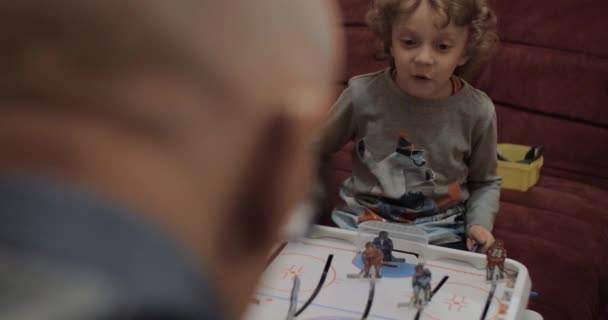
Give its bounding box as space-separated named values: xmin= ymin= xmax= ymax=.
xmin=413 ymin=75 xmax=431 ymax=81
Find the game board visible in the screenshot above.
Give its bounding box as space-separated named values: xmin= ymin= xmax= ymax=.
xmin=244 ymin=225 xmax=531 ymax=320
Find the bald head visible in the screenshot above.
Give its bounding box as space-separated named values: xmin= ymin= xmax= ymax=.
xmin=1 ymin=0 xmax=340 ymax=122
xmin=0 ymin=1 xmax=342 ymax=319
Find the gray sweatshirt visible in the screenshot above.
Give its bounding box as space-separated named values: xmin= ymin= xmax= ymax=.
xmin=322 ymin=68 xmax=501 ymax=236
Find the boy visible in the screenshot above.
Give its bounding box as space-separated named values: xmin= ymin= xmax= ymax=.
xmin=322 ymin=0 xmax=500 ymax=252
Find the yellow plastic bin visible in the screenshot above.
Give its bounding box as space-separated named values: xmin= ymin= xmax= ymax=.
xmin=497 ymin=144 xmax=544 ymax=192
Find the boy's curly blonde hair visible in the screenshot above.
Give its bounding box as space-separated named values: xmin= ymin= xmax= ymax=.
xmin=366 ymin=0 xmax=498 ymax=78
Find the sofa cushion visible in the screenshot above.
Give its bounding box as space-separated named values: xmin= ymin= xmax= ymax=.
xmin=496 ymin=177 xmax=608 ymax=320
xmin=494 ymin=226 xmax=600 ymax=320
xmin=342 ymin=27 xmax=385 ymax=80
xmin=475 ymin=43 xmax=608 ymax=126
xmin=339 ymin=0 xmax=369 ymax=26
xmin=488 ymin=0 xmax=608 ymax=58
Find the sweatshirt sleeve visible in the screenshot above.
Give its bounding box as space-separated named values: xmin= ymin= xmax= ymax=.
xmin=319 ymin=86 xmax=357 ymax=158
xmin=465 ymin=108 xmax=502 ymax=234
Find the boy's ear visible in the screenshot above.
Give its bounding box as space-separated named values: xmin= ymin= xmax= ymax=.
xmin=458 ymin=55 xmax=469 ymax=67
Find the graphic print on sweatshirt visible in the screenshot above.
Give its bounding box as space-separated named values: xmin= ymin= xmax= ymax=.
xmin=351 ymin=133 xmax=463 ymax=224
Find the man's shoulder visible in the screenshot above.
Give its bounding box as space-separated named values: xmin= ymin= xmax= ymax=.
xmin=0 ymin=247 xmax=119 ymax=320
xmin=0 ymin=175 xmax=225 ymax=320
xmin=0 ymin=247 xmax=220 ymax=320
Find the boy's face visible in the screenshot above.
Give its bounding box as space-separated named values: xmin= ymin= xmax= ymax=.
xmin=390 ymin=0 xmax=469 ymax=99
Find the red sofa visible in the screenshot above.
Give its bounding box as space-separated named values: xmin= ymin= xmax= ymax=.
xmin=322 ymin=1 xmax=608 ymax=319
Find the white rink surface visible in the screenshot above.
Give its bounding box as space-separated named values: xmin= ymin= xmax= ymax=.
xmin=244 ymin=237 xmax=518 ymax=320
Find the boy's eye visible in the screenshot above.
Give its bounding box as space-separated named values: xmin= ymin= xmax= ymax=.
xmin=401 ymin=39 xmax=417 ymax=47
xmin=437 ymin=43 xmax=451 ymax=51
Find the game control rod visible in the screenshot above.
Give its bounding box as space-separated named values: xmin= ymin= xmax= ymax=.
xmin=360 ymin=267 xmax=377 ymax=320
xmin=286 ymin=276 xmax=301 ymax=320
xmin=267 ymin=242 xmax=288 ymax=268
xmin=414 ymin=275 xmax=448 ymax=320
xmin=293 ymin=254 xmax=334 ymax=317
xmin=431 ymin=275 xmax=449 ymax=298
xmin=480 ymin=282 xmax=497 ymax=320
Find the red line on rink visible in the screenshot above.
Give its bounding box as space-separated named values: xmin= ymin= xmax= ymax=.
xmin=262 ymin=252 xmax=337 ymax=293
xmin=447 ymin=281 xmax=503 ymax=318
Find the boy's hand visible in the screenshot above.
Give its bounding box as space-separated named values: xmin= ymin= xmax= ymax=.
xmin=466 ymin=225 xmax=495 ymax=253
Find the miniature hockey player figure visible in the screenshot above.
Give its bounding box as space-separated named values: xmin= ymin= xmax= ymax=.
xmin=362 ymin=241 xmax=384 ymax=278
xmin=498 ymin=302 xmax=507 ymax=315
xmin=373 ymin=231 xmax=405 ymax=262
xmin=486 ymin=240 xmax=507 ymax=281
xmin=412 ymin=263 xmax=432 ymax=307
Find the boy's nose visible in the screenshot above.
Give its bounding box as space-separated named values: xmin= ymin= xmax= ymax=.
xmin=414 ymin=45 xmax=435 ymax=65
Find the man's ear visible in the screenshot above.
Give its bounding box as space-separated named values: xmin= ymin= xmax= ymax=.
xmin=222 ymin=112 xmax=310 ymax=261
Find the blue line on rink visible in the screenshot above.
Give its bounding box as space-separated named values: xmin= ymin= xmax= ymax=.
xmin=255 ymin=291 xmax=400 ymax=320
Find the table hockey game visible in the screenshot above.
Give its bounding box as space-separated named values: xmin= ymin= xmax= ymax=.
xmin=244 ymin=223 xmax=532 ymax=320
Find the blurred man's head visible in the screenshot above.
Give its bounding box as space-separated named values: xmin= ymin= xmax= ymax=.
xmin=0 ymin=1 xmax=342 ymax=318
